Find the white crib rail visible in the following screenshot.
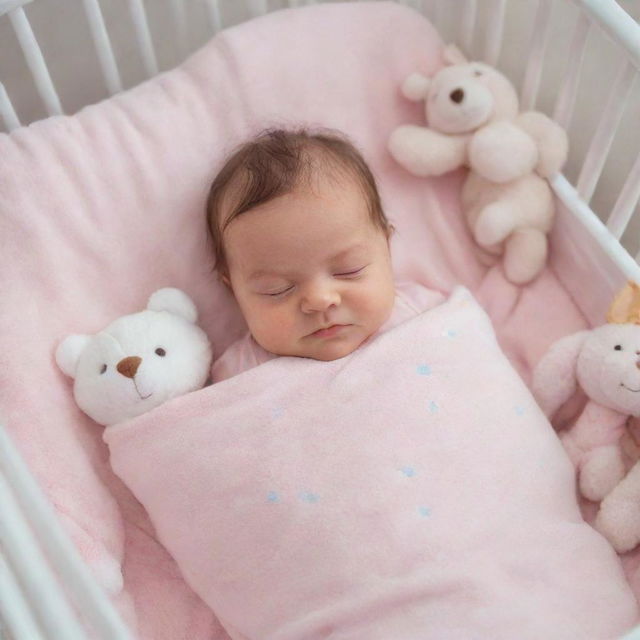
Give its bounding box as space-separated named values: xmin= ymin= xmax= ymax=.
xmin=0 ymin=423 xmax=133 ymax=640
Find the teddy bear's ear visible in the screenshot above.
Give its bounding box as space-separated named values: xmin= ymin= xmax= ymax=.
xmin=55 ymin=334 xmax=92 ymax=379
xmin=401 ymin=72 xmax=432 ymax=101
xmin=147 ymin=288 xmax=198 ymax=323
xmin=532 ymin=330 xmax=590 ymax=419
xmin=443 ymin=43 xmax=469 ymax=66
xmin=607 ymin=281 xmax=640 ymax=325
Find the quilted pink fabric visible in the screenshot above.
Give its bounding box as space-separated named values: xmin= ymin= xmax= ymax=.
xmin=0 ymin=2 xmax=614 ymax=639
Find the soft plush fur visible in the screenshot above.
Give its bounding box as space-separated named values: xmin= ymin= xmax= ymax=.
xmin=56 ymin=288 xmax=212 ymax=426
xmin=388 ymin=44 xmax=568 ymax=285
xmin=533 ymin=283 xmax=640 ymax=552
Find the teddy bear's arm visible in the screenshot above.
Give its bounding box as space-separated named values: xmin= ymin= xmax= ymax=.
xmin=468 ymin=121 xmax=539 ymax=183
xmin=595 ymin=460 xmax=640 ymax=553
xmin=515 ymin=112 xmax=569 ymax=179
xmin=388 ymin=125 xmax=467 ymax=177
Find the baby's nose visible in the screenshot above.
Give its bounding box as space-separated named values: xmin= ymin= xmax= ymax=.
xmin=300 ymin=285 xmax=340 ymax=314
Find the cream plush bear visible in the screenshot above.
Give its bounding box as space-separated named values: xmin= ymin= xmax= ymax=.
xmin=56 ymin=288 xmax=212 ymax=426
xmin=533 ymin=282 xmax=640 ymax=552
xmin=388 ymin=44 xmax=568 ymax=285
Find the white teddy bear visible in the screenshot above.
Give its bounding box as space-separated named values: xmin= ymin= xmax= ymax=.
xmin=388 ymin=44 xmax=568 ymax=285
xmin=533 ymin=282 xmax=640 ymax=552
xmin=56 ymin=288 xmax=212 ymax=426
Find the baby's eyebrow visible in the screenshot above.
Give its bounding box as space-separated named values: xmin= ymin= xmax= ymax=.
xmin=247 ymin=243 xmax=367 ymax=281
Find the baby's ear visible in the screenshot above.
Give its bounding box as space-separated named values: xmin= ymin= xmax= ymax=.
xmin=147 ymin=288 xmax=198 ymax=323
xmin=56 ymin=335 xmax=92 ymax=378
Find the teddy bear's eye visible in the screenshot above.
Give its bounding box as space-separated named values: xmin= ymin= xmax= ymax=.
xmin=614 ymin=345 xmax=623 ymax=351
xmin=155 ymin=348 xmax=166 ymax=357
xmin=100 ymin=364 xmax=107 ymax=374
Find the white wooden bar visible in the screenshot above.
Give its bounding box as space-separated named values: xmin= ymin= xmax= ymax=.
xmin=607 ymin=152 xmax=640 ymax=240
xmin=576 ymin=59 xmax=636 ymax=204
xmin=0 ymin=473 xmax=87 ymax=640
xmin=7 ymin=6 xmax=63 ymax=116
xmin=553 ymin=11 xmax=590 ymax=129
xmin=571 ymin=0 xmax=640 ymax=70
xmin=482 ymin=0 xmax=507 ymax=66
xmin=0 ymin=554 xmax=46 ymax=640
xmin=169 ymin=0 xmax=188 ymax=59
xmin=520 ymin=0 xmax=553 ymax=111
xmin=127 ymin=0 xmax=158 ymax=77
xmin=0 ymin=0 xmax=32 ymax=18
xmin=0 ymin=424 xmax=134 ymax=640
xmin=458 ymin=0 xmax=477 ymax=56
xmin=82 ymin=0 xmax=123 ymax=95
xmin=0 ymin=82 xmax=20 ymax=131
xmin=551 ymin=173 xmax=640 ymax=282
xmin=205 ymin=0 xmax=222 ymax=32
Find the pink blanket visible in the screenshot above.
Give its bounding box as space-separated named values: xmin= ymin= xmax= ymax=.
xmin=1 ymin=2 xmax=631 ymax=638
xmin=104 ymin=289 xmax=637 ymax=640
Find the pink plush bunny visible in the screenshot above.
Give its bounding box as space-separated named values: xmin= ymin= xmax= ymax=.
xmin=533 ymin=282 xmax=640 ymax=552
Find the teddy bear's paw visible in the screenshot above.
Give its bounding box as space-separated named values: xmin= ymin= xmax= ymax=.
xmin=474 ymin=202 xmax=517 ymax=247
xmin=579 ymin=446 xmax=626 ymax=502
xmin=503 ymin=228 xmax=547 ymax=285
xmin=595 ymin=496 xmax=640 ymax=553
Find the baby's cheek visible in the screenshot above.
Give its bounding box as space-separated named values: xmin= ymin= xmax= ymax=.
xmin=248 ymin=302 xmax=296 ymax=347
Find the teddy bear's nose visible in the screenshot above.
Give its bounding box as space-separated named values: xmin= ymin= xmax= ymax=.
xmin=117 ymin=356 xmax=142 ymax=379
xmin=450 ymin=88 xmax=464 ymax=104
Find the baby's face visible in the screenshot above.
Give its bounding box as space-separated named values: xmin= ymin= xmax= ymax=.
xmin=223 ymin=178 xmax=395 ymax=361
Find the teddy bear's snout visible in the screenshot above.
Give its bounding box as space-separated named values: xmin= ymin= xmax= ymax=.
xmin=449 ymin=88 xmax=464 ymax=104
xmin=117 ymin=356 xmax=142 ymax=379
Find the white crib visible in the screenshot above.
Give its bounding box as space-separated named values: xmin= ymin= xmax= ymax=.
xmin=0 ymin=1 xmax=639 ymax=638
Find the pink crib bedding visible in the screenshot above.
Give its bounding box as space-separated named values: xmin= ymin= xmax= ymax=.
xmin=0 ymin=2 xmax=633 ymax=639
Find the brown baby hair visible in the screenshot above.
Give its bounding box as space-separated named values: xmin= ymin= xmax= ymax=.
xmin=205 ymin=128 xmax=393 ymax=281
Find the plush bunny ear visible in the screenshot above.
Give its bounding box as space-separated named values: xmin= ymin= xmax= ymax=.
xmin=401 ymin=72 xmax=431 ymax=101
xmin=147 ymin=287 xmax=198 ymax=323
xmin=532 ymin=331 xmax=590 ymax=418
xmin=55 ymin=335 xmax=92 ymax=379
xmin=607 ymin=281 xmax=640 ymax=325
xmin=443 ymin=43 xmax=468 ymax=66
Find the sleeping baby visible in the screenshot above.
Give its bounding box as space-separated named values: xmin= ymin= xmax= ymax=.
xmin=205 ymin=127 xmax=443 ymax=380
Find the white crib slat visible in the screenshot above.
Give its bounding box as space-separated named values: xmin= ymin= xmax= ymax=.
xmin=0 ymin=554 xmax=46 ymax=640
xmin=205 ymin=0 xmax=222 ymax=32
xmin=0 ymin=474 xmax=87 ymax=640
xmin=127 ymin=0 xmax=158 ymax=77
xmin=576 ymin=60 xmax=636 ymax=204
xmin=7 ymin=6 xmax=63 ymax=116
xmin=520 ymin=0 xmax=552 ymax=111
xmin=482 ymin=0 xmax=506 ymax=66
xmin=0 ymin=82 xmax=20 ymax=131
xmin=434 ymin=0 xmax=448 ymax=39
xmin=607 ymin=151 xmax=640 ymax=240
xmin=0 ymin=0 xmax=32 ymax=18
xmin=169 ymin=0 xmax=188 ymax=58
xmin=553 ymin=11 xmax=590 ymax=129
xmin=0 ymin=424 xmax=134 ymax=640
xmin=458 ymin=0 xmax=476 ymax=56
xmin=82 ymin=0 xmax=123 ymax=95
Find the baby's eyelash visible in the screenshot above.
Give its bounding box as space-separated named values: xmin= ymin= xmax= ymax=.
xmin=263 ymin=285 xmax=294 ymax=297
xmin=335 ymin=266 xmax=366 ymax=277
